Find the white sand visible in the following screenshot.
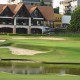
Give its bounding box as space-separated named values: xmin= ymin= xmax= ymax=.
xmin=0 ymin=40 xmax=6 ymax=42
xmin=0 ymin=37 xmax=65 ymax=55
xmin=12 ymin=37 xmax=65 ymax=41
xmin=0 ymin=47 xmax=46 ymax=55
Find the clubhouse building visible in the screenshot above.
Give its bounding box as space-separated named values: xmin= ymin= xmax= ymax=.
xmin=0 ymin=3 xmax=54 ymax=34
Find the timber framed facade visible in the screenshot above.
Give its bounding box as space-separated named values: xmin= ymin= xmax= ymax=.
xmin=0 ymin=4 xmax=54 ymax=34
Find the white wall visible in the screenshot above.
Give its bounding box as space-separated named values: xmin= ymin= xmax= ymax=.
xmin=59 ymin=0 xmax=80 ymax=14
xmin=59 ymin=0 xmax=65 ymax=15
xmin=59 ymin=4 xmax=65 ymax=14
xmin=71 ymin=0 xmax=77 ymax=12
xmin=62 ymin=15 xmax=71 ymax=24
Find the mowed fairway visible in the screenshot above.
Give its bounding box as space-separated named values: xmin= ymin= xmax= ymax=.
xmin=0 ymin=35 xmax=80 ymax=63
xmin=0 ymin=72 xmax=80 ymax=80
xmin=0 ymin=35 xmax=80 ymax=80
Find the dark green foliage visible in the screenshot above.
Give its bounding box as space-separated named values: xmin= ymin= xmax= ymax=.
xmin=54 ymin=28 xmax=67 ymax=34
xmin=64 ymin=12 xmax=71 ymax=15
xmin=40 ymin=0 xmax=44 ymax=6
xmin=68 ymin=7 xmax=80 ymax=32
xmin=54 ymin=7 xmax=59 ymax=13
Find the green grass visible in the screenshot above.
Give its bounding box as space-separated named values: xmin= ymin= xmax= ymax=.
xmin=0 ymin=35 xmax=80 ymax=62
xmin=0 ymin=35 xmax=80 ymax=79
xmin=0 ymin=35 xmax=11 ymax=40
xmin=0 ymin=72 xmax=80 ymax=80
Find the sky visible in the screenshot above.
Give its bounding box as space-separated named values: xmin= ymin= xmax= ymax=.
xmin=0 ymin=0 xmax=61 ymax=8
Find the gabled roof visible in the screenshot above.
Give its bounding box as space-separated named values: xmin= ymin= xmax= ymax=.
xmin=0 ymin=5 xmax=8 ymax=14
xmin=8 ymin=4 xmax=17 ymax=14
xmin=26 ymin=5 xmax=45 ymax=19
xmin=13 ymin=3 xmax=23 ymax=17
xmin=0 ymin=4 xmax=54 ymax=21
xmin=25 ymin=5 xmax=37 ymax=14
xmin=26 ymin=5 xmax=54 ymax=21
xmin=0 ymin=5 xmax=6 ymax=14
xmin=0 ymin=5 xmax=14 ymax=16
xmin=13 ymin=3 xmax=30 ymax=17
xmin=38 ymin=6 xmax=54 ymax=21
xmin=0 ymin=4 xmax=16 ymax=15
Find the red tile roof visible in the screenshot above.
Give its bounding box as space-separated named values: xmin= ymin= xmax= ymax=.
xmin=8 ymin=4 xmax=16 ymax=14
xmin=25 ymin=5 xmax=37 ymax=14
xmin=13 ymin=3 xmax=23 ymax=16
xmin=0 ymin=5 xmax=8 ymax=14
xmin=0 ymin=5 xmax=6 ymax=14
xmin=38 ymin=6 xmax=54 ymax=21
xmin=0 ymin=4 xmax=54 ymax=21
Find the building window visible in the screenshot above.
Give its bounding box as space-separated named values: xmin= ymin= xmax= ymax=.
xmin=31 ymin=9 xmax=43 ymax=18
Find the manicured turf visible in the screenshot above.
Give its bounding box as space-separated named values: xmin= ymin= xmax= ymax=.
xmin=0 ymin=72 xmax=80 ymax=80
xmin=0 ymin=35 xmax=80 ymax=62
xmin=0 ymin=35 xmax=80 ymax=80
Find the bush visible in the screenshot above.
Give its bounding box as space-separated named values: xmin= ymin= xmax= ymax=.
xmin=54 ymin=28 xmax=67 ymax=34
xmin=68 ymin=7 xmax=80 ymax=32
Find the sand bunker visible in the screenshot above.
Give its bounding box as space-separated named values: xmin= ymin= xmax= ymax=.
xmin=0 ymin=40 xmax=6 ymax=42
xmin=9 ymin=47 xmax=45 ymax=55
xmin=12 ymin=37 xmax=65 ymax=41
xmin=0 ymin=47 xmax=45 ymax=55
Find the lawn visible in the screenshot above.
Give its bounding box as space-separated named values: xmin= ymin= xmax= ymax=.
xmin=0 ymin=72 xmax=80 ymax=80
xmin=0 ymin=34 xmax=80 ymax=79
xmin=0 ymin=35 xmax=80 ymax=62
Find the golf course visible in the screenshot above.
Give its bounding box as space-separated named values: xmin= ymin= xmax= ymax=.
xmin=0 ymin=34 xmax=80 ymax=80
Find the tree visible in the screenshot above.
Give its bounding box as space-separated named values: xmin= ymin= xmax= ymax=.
xmin=40 ymin=0 xmax=44 ymax=6
xmin=65 ymin=12 xmax=71 ymax=15
xmin=54 ymin=7 xmax=59 ymax=14
xmin=68 ymin=7 xmax=80 ymax=32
